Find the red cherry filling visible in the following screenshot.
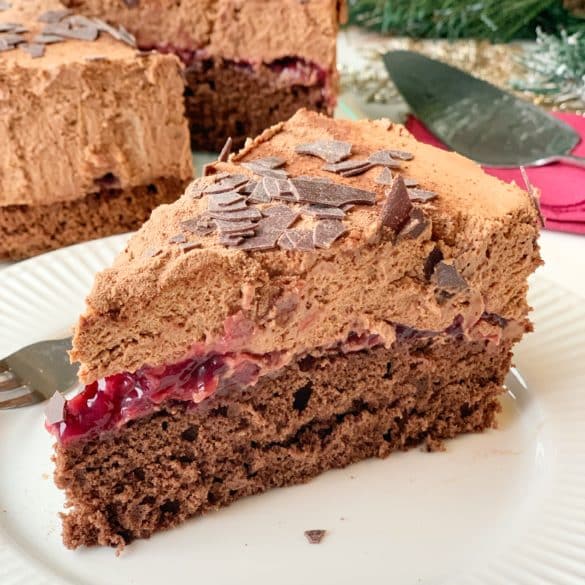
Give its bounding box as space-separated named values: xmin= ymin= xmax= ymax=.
xmin=51 ymin=354 xmax=240 ymax=443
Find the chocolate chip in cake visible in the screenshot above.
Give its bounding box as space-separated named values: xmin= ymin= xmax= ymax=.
xmin=204 ymin=174 xmax=249 ymax=194
xmin=217 ymin=136 xmax=233 ymax=162
xmin=248 ymin=181 xmax=271 ymax=203
xmin=368 ymin=150 xmax=403 ymax=169
xmin=291 ymin=178 xmax=376 ymax=207
xmin=313 ymin=220 xmax=347 ymax=249
xmin=386 ymin=149 xmax=414 ymax=161
xmin=20 ymin=42 xmax=45 ymax=58
xmin=45 ymin=392 xmax=65 ymax=425
xmin=293 ymin=383 xmax=313 ymax=411
xmin=375 ymin=167 xmax=394 ymax=185
xmin=279 ymin=229 xmax=315 ymax=251
xmin=322 ymin=159 xmax=372 ymax=175
xmin=169 ymin=233 xmax=187 ymax=244
xmin=209 ymin=207 xmax=263 ymax=222
xmin=408 ymin=188 xmax=437 ymax=202
xmin=295 ymin=140 xmax=352 ymax=164
xmin=304 ymin=529 xmax=326 ymax=544
xmin=38 ymin=9 xmax=72 ymax=23
xmin=423 ymin=246 xmax=444 ymax=280
xmin=380 ymin=176 xmax=413 ymax=232
xmin=431 ymin=262 xmax=468 ymax=292
xmin=399 ymin=208 xmax=429 ymax=240
xmin=302 ymin=205 xmax=345 ymax=220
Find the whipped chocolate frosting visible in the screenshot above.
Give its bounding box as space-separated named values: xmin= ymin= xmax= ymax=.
xmin=61 ymin=0 xmax=344 ymax=69
xmin=71 ymin=109 xmax=541 ymax=383
xmin=0 ymin=0 xmax=192 ymax=206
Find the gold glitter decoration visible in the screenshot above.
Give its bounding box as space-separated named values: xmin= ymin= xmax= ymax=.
xmin=339 ymin=28 xmax=584 ymax=114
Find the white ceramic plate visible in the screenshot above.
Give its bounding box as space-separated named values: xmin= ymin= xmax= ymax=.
xmin=0 ymin=235 xmax=584 ymax=585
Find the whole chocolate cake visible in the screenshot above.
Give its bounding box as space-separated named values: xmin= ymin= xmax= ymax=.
xmin=46 ymin=110 xmax=542 ymax=549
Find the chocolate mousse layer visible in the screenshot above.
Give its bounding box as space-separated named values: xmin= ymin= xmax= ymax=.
xmin=0 ymin=1 xmax=192 ymax=258
xmin=56 ymin=334 xmax=513 ymax=549
xmin=62 ymin=0 xmax=345 ymax=149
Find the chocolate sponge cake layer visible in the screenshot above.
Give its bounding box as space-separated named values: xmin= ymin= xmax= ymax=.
xmin=184 ymin=58 xmax=330 ymax=151
xmin=56 ymin=335 xmax=512 ymax=549
xmin=0 ymin=176 xmax=187 ymax=260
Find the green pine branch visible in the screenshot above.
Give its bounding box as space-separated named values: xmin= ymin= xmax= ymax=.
xmin=347 ymin=0 xmax=585 ymax=41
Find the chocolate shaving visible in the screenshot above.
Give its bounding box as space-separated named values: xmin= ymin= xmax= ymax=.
xmin=368 ymin=150 xmax=402 ymax=169
xmin=340 ymin=163 xmax=376 ymax=177
xmin=242 ymin=162 xmax=288 ymax=179
xmin=303 ymin=205 xmax=345 ymax=220
xmin=262 ymin=177 xmax=280 ymax=200
xmin=208 ymin=191 xmax=245 ymax=208
xmin=304 ymin=530 xmax=326 ymax=544
xmin=403 ymin=177 xmax=419 ymax=187
xmin=33 ymin=33 xmax=65 ymax=44
xmin=217 ymin=137 xmax=233 ymax=163
xmin=261 ymin=205 xmax=300 ymax=230
xmin=520 ymin=166 xmax=545 ymax=227
xmin=238 ymin=181 xmax=257 ymax=195
xmin=209 ymin=208 xmax=263 ymax=222
xmin=0 ymin=22 xmax=21 ymax=33
xmin=38 ymin=9 xmax=72 ymax=23
xmin=271 ymin=179 xmax=297 ymax=202
xmin=387 ymin=149 xmax=414 ymax=161
xmin=43 ymin=22 xmax=98 ymax=41
xmin=180 ymin=215 xmax=215 ymax=236
xmin=375 ymin=167 xmax=394 ymax=185
xmin=248 ymin=181 xmax=271 ymax=203
xmin=380 ymin=176 xmax=413 ymax=232
xmin=313 ymin=220 xmax=347 ymax=249
xmin=236 ymin=231 xmax=281 ymax=251
xmin=179 ymin=241 xmax=201 ymax=253
xmin=20 ymin=42 xmax=45 ymax=58
xmin=169 ymin=233 xmax=187 ymax=244
xmin=215 ymin=219 xmax=258 ymax=234
xmin=431 ymin=262 xmax=468 ymax=292
xmin=423 ymin=247 xmax=443 ymax=281
xmin=279 ymin=229 xmax=314 ymax=251
xmin=204 ymin=174 xmax=249 ymax=194
xmin=0 ymin=2 xmax=11 ymax=11
xmin=219 ymin=234 xmax=244 ymax=247
xmin=291 ymin=178 xmax=376 ymax=207
xmin=252 ymin=156 xmax=286 ymax=169
xmin=93 ymin=19 xmax=136 ymax=46
xmin=408 ymin=188 xmax=437 ymax=202
xmin=0 ymin=32 xmax=24 ymax=46
xmin=44 ymin=392 xmax=66 ymax=425
xmin=322 ymin=159 xmax=371 ymax=174
xmin=295 ymin=140 xmax=352 ymax=164
xmin=399 ymin=208 xmax=429 ymax=240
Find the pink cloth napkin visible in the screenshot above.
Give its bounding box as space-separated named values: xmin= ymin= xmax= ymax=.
xmin=405 ymin=112 xmax=585 ymax=234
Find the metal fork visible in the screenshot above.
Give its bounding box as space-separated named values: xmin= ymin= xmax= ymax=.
xmin=0 ymin=337 xmax=78 ymax=410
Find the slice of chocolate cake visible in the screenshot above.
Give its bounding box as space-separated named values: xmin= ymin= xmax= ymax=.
xmin=46 ymin=110 xmax=542 ymax=549
xmin=61 ymin=0 xmax=346 ymax=150
xmin=0 ymin=1 xmax=193 ymax=259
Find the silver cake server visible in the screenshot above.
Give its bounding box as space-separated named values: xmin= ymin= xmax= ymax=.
xmin=383 ymin=50 xmax=585 ymax=168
